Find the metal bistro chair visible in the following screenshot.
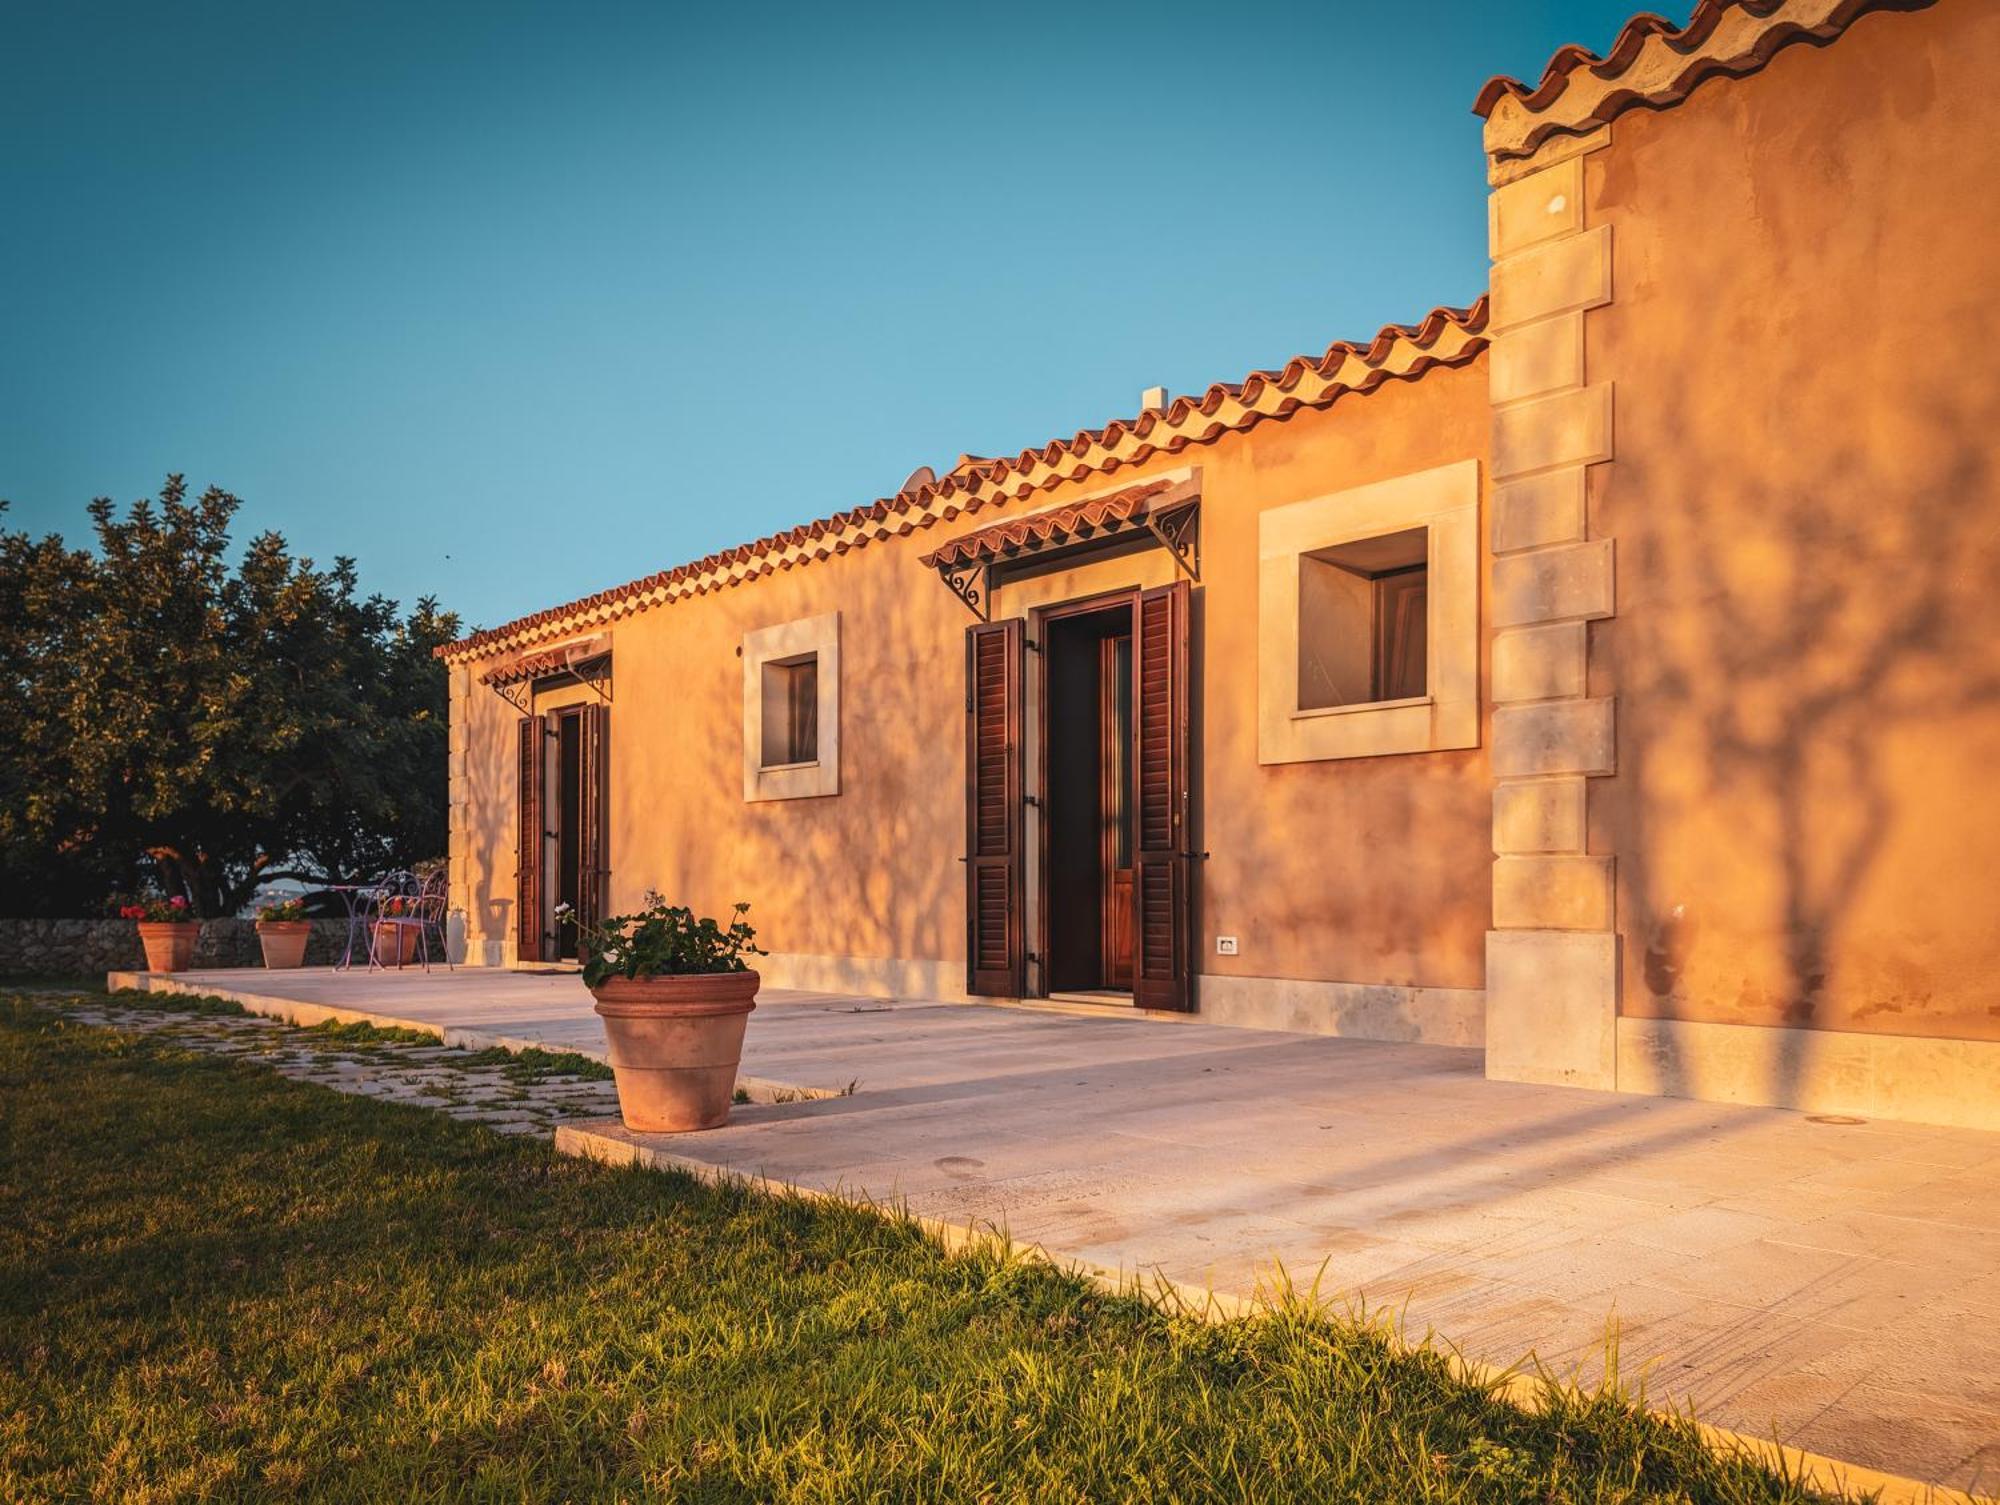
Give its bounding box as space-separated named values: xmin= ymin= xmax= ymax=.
xmin=361 ymin=870 xmax=416 ymax=971
xmin=372 ymin=869 xmax=452 ymax=972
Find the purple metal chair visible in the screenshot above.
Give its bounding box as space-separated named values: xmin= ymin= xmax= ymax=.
xmin=372 ymin=869 xmax=451 ymax=971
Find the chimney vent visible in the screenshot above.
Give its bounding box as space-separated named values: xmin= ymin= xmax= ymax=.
xmin=1141 ymin=385 xmax=1168 ymax=412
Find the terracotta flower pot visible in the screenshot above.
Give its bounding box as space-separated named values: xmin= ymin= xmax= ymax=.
xmin=590 ymin=970 xmax=759 ymax=1132
xmin=256 ymin=919 xmax=311 ymax=969
xmin=371 ymin=921 xmax=419 ymax=966
xmin=137 ymin=921 xmax=200 ymax=973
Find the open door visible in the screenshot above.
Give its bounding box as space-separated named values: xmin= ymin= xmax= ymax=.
xmin=1132 ymin=580 xmax=1193 ymax=1010
xmin=965 ymin=617 xmax=1025 ymax=996
xmin=516 ymin=713 xmax=547 ymax=964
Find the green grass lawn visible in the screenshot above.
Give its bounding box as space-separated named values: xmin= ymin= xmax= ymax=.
xmin=0 ymin=994 xmax=1854 ymax=1504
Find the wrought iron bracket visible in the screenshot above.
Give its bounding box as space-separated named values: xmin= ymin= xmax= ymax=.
xmin=1145 ymin=500 xmax=1201 ymax=582
xmin=484 ymin=645 xmax=612 ymax=711
xmin=935 ymin=558 xmax=991 ymax=621
xmin=568 ymin=651 xmax=613 ymax=705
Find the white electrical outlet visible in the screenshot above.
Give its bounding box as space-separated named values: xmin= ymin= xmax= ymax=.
xmin=1215 ymin=935 xmax=1239 ymax=956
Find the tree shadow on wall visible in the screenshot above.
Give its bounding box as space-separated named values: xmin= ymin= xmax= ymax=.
xmin=1612 ymin=365 xmax=2000 ymax=1112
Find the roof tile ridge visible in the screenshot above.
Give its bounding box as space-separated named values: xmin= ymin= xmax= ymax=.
xmin=1472 ymin=0 xmax=1936 ymax=161
xmin=1474 ymin=1 xmax=1750 ymax=117
xmin=437 ymin=299 xmax=1490 ymax=660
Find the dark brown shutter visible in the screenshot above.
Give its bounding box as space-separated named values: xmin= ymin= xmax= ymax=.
xmin=577 ymin=703 xmax=609 ymax=933
xmin=1132 ymin=580 xmax=1192 ymax=1010
xmin=965 ymin=617 xmax=1025 ymax=997
xmin=516 ymin=713 xmax=546 ymax=963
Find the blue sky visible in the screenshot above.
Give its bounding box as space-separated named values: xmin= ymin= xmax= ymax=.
xmin=2 ymin=0 xmax=1652 ymax=631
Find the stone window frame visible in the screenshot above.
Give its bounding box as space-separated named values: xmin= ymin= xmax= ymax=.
xmin=1257 ymin=458 xmax=1479 ymax=764
xmin=742 ymin=611 xmax=840 ymax=802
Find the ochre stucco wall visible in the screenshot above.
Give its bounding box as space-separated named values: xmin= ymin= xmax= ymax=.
xmin=1197 ymin=362 xmax=1492 ymax=990
xmin=455 ymin=354 xmax=1494 ymax=996
xmin=1585 ymin=1 xmax=2000 ymax=1042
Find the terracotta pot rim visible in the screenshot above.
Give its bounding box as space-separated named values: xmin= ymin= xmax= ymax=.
xmin=589 ymin=968 xmax=760 ymax=1017
xmin=255 ymin=919 xmax=312 ymax=932
xmin=594 ymin=998 xmax=757 ymax=1021
xmin=135 ymin=920 xmax=201 ymax=932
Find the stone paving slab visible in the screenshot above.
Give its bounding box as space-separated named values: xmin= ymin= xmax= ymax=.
xmin=57 ymin=998 xmax=622 ymax=1138
xmin=92 ymin=968 xmax=2000 ymax=1493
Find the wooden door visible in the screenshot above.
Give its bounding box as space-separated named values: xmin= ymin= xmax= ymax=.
xmin=1100 ymin=632 xmax=1134 ymax=991
xmin=576 ymin=702 xmax=610 ymax=936
xmin=1131 ymin=580 xmax=1192 ymax=1010
xmin=516 ymin=713 xmax=547 ymax=964
xmin=965 ymin=617 xmax=1025 ymax=997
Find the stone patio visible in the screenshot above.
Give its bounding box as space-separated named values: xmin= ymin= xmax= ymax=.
xmin=107 ymin=967 xmax=2000 ymax=1494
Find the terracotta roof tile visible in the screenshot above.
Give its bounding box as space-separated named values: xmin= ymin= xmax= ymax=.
xmin=479 ymin=649 xmax=569 ymax=688
xmin=478 ymin=638 xmax=610 ymax=687
xmin=1474 ymin=0 xmax=1936 ymax=163
xmin=440 ymin=299 xmax=1487 ymax=662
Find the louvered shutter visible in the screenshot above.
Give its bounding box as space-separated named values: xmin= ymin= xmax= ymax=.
xmin=516 ymin=714 xmax=547 ymax=963
xmin=1132 ymin=580 xmax=1192 ymax=1010
xmin=964 ymin=617 xmax=1025 ymax=997
xmin=577 ymin=703 xmax=610 ymax=935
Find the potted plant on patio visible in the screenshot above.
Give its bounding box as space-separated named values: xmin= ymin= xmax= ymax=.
xmin=116 ymin=894 xmax=200 ymax=973
xmin=254 ymin=895 xmax=312 ymax=969
xmin=371 ymin=894 xmax=420 ymax=966
xmin=562 ymin=893 xmax=763 ymax=1132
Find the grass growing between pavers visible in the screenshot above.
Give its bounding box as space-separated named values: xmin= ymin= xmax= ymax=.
xmin=457 ymin=1043 xmax=616 ymax=1083
xmin=97 ymin=988 xmax=614 ymax=1081
xmin=0 ymin=997 xmax=1858 ymax=1504
xmin=303 ymin=1017 xmax=439 ymax=1046
xmin=104 ymin=984 xmax=251 ymax=1017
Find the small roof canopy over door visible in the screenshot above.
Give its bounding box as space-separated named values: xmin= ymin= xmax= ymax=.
xmin=480 ymin=633 xmax=612 ymax=713
xmin=918 ymin=475 xmax=1199 ymax=620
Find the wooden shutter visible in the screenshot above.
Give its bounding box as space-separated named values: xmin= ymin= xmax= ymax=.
xmin=965 ymin=617 xmax=1025 ymax=997
xmin=1132 ymin=580 xmax=1192 ymax=1010
xmin=576 ymin=703 xmax=610 ymax=934
xmin=516 ymin=714 xmax=546 ymax=963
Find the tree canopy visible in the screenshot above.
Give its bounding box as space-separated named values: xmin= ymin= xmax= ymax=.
xmin=0 ymin=477 xmax=460 ymax=917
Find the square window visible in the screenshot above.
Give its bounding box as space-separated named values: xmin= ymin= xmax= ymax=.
xmin=1257 ymin=459 xmax=1476 ymax=763
xmin=1297 ymin=527 xmax=1428 ymax=710
xmin=742 ymin=611 xmax=839 ymax=800
xmin=760 ymin=655 xmax=819 ymax=768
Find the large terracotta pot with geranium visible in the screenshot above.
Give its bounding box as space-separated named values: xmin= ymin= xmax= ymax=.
xmin=254 ymin=896 xmax=312 ymax=969
xmin=565 ymin=893 xmax=763 ymax=1132
xmin=118 ymin=895 xmax=200 ymax=972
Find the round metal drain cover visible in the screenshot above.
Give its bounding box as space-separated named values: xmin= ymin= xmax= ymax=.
xmin=1806 ymin=1113 xmax=1866 ymax=1125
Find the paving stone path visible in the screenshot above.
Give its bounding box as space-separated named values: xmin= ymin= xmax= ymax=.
xmin=49 ymin=993 xmax=623 ymax=1136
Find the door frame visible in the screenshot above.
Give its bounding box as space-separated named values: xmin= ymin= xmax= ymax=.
xmin=1032 ymin=585 xmax=1140 ymax=998
xmin=519 ymin=685 xmax=609 ymax=967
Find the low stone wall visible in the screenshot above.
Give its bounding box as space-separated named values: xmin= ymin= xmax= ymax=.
xmin=0 ymin=917 xmax=353 ymax=977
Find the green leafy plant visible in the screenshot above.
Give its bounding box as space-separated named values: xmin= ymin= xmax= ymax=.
xmin=109 ymin=892 xmax=193 ymax=924
xmin=255 ymin=895 xmax=307 ymax=922
xmin=558 ymin=892 xmax=763 ymax=989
